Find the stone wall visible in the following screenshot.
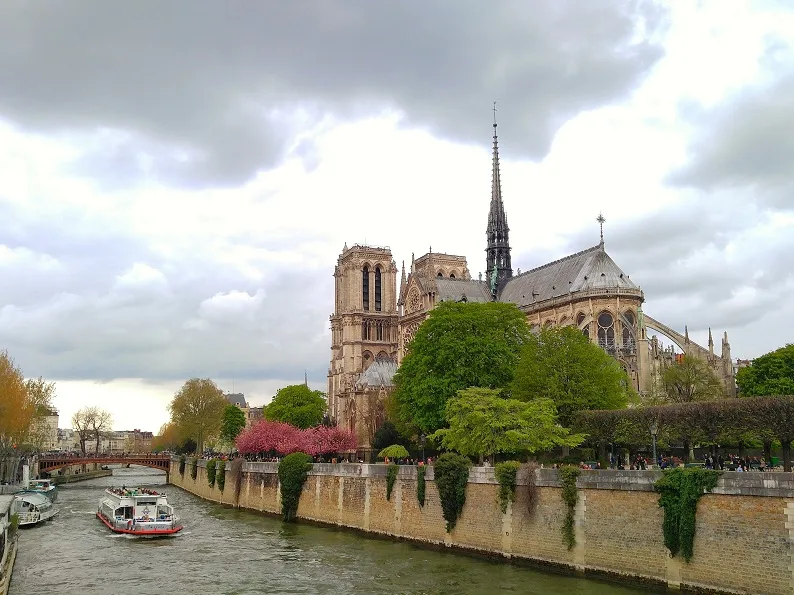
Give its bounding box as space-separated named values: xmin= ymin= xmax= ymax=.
xmin=170 ymin=460 xmax=794 ymax=595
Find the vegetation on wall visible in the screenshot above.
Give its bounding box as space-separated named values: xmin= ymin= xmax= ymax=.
xmin=559 ymin=465 xmax=580 ymax=550
xmin=416 ymin=465 xmax=426 ymax=507
xmin=231 ymin=458 xmax=244 ymax=502
xmin=655 ymin=467 xmax=721 ymax=562
xmin=178 ymin=455 xmax=186 ymax=477
xmin=386 ymin=463 xmax=399 ymax=500
xmin=434 ymin=453 xmax=471 ymax=532
xmin=190 ymin=457 xmax=198 ymax=480
xmin=216 ymin=460 xmax=226 ymax=492
xmin=524 ymin=462 xmax=540 ymax=515
xmin=206 ymin=458 xmax=217 ymax=488
xmin=9 ymin=513 xmax=19 ymax=538
xmin=494 ymin=461 xmax=521 ymax=514
xmin=278 ymin=452 xmax=313 ymax=522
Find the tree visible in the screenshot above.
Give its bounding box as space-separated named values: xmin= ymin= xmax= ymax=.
xmin=168 ymin=378 xmax=227 ymax=454
xmin=265 ymin=384 xmax=326 ymax=429
xmin=747 ymin=396 xmax=794 ymax=472
xmin=220 ymin=404 xmax=247 ymax=446
xmin=71 ymin=407 xmax=93 ymax=455
xmin=0 ymin=350 xmax=34 ymax=482
xmin=24 ymin=377 xmax=56 ymax=415
xmin=736 ymin=344 xmax=794 ymax=396
xmin=661 ymin=355 xmax=724 ymax=403
xmin=90 ymin=408 xmax=113 ymax=454
xmin=394 ymin=301 xmax=532 ymax=434
xmin=511 ymin=326 xmax=633 ymax=427
xmin=371 ymin=421 xmax=408 ymax=451
xmin=431 ymin=387 xmax=583 ymax=460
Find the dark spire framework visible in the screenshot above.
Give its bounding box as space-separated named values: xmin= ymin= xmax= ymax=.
xmin=486 ymin=102 xmax=513 ymax=289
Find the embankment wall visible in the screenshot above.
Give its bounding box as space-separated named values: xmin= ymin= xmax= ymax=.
xmin=170 ymin=460 xmax=794 ymax=595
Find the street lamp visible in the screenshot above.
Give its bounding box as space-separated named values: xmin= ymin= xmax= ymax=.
xmin=420 ymin=434 xmax=426 ymax=464
xmin=650 ymin=422 xmax=658 ymax=468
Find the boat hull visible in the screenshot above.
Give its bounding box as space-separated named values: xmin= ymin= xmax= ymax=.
xmin=96 ymin=511 xmax=183 ymax=536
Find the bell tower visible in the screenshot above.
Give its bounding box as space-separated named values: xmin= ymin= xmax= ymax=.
xmin=328 ymin=244 xmax=399 ymax=424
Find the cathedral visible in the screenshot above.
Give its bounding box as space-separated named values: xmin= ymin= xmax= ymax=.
xmin=328 ymin=118 xmax=736 ymax=457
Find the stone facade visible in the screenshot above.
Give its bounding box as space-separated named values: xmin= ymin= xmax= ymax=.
xmin=171 ymin=461 xmax=794 ymax=595
xmin=327 ymin=120 xmax=737 ymax=452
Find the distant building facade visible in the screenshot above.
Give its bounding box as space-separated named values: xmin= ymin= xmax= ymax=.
xmin=30 ymin=409 xmax=59 ymax=451
xmin=328 ymin=117 xmax=738 ymax=454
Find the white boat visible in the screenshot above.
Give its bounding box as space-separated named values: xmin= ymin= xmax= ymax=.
xmin=96 ymin=487 xmax=183 ymax=536
xmin=19 ymin=479 xmax=58 ymax=502
xmin=12 ymin=492 xmax=58 ymax=526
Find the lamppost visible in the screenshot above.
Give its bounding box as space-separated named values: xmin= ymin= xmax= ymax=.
xmin=420 ymin=434 xmax=426 ymax=464
xmin=650 ymin=423 xmax=658 ymax=468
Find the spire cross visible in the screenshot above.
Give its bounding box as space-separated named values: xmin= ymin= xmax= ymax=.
xmin=596 ymin=213 xmax=606 ymax=244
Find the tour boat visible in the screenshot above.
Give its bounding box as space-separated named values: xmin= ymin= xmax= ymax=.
xmin=96 ymin=487 xmax=183 ymax=536
xmin=13 ymin=492 xmax=59 ymax=526
xmin=20 ymin=479 xmax=58 ymax=502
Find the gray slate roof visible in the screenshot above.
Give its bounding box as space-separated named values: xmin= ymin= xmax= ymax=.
xmin=225 ymin=393 xmax=247 ymax=407
xmin=498 ymin=244 xmax=638 ymax=307
xmin=435 ymin=278 xmax=492 ymax=303
xmin=357 ymin=357 xmax=398 ymax=389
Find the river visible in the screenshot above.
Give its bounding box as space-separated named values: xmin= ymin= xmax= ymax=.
xmin=10 ymin=468 xmax=651 ymax=594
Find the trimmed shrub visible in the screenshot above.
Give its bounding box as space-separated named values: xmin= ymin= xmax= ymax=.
xmin=434 ymin=453 xmax=470 ymax=532
xmin=178 ymin=455 xmax=186 ymax=477
xmin=524 ymin=462 xmax=540 ymax=515
xmin=559 ymin=465 xmax=580 ymax=550
xmin=494 ymin=460 xmax=521 ymax=514
xmin=190 ymin=458 xmax=198 ymax=481
xmin=386 ymin=463 xmax=399 ymax=500
xmin=206 ymin=459 xmax=217 ymax=488
xmin=417 ymin=465 xmax=426 ymax=507
xmin=216 ymin=460 xmax=226 ymax=492
xmin=655 ymin=467 xmax=721 ymax=562
xmin=278 ymin=452 xmax=313 ymax=522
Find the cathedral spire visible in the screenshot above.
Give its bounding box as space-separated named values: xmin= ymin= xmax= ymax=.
xmin=485 ymin=102 xmax=512 ymax=286
xmin=708 ymin=327 xmax=714 ymax=355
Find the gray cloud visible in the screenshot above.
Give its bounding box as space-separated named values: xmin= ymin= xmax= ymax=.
xmin=0 ymin=202 xmax=333 ymax=383
xmin=668 ymin=56 xmax=794 ymax=209
xmin=0 ymin=1 xmax=666 ymax=187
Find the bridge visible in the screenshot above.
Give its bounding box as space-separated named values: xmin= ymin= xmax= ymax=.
xmin=37 ymin=454 xmax=171 ymax=476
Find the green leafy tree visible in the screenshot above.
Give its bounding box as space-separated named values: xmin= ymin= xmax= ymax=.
xmin=394 ymin=301 xmax=532 ymax=434
xmin=220 ymin=404 xmax=247 ymax=446
xmin=736 ymin=344 xmax=794 ymax=396
xmin=511 ymin=326 xmax=633 ymax=426
xmin=431 ymin=387 xmax=583 ymax=459
xmin=168 ymin=378 xmax=227 ymax=454
xmin=661 ymin=355 xmax=725 ymax=403
xmin=265 ymin=384 xmax=326 ymax=429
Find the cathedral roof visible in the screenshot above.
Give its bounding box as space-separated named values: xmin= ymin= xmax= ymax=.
xmin=498 ymin=243 xmax=639 ymax=307
xmin=435 ymin=278 xmax=492 ymax=303
xmin=357 ymin=357 xmax=398 ymax=389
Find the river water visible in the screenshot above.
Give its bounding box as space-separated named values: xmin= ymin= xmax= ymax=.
xmin=10 ymin=468 xmax=650 ymax=595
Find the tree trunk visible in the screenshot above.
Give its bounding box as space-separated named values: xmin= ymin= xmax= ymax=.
xmin=682 ymin=439 xmax=690 ymax=463
xmin=763 ymin=439 xmax=772 ymax=463
xmin=781 ymin=440 xmax=791 ymax=473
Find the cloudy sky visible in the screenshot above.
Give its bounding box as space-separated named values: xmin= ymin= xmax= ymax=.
xmin=1 ymin=1 xmax=792 ymax=433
